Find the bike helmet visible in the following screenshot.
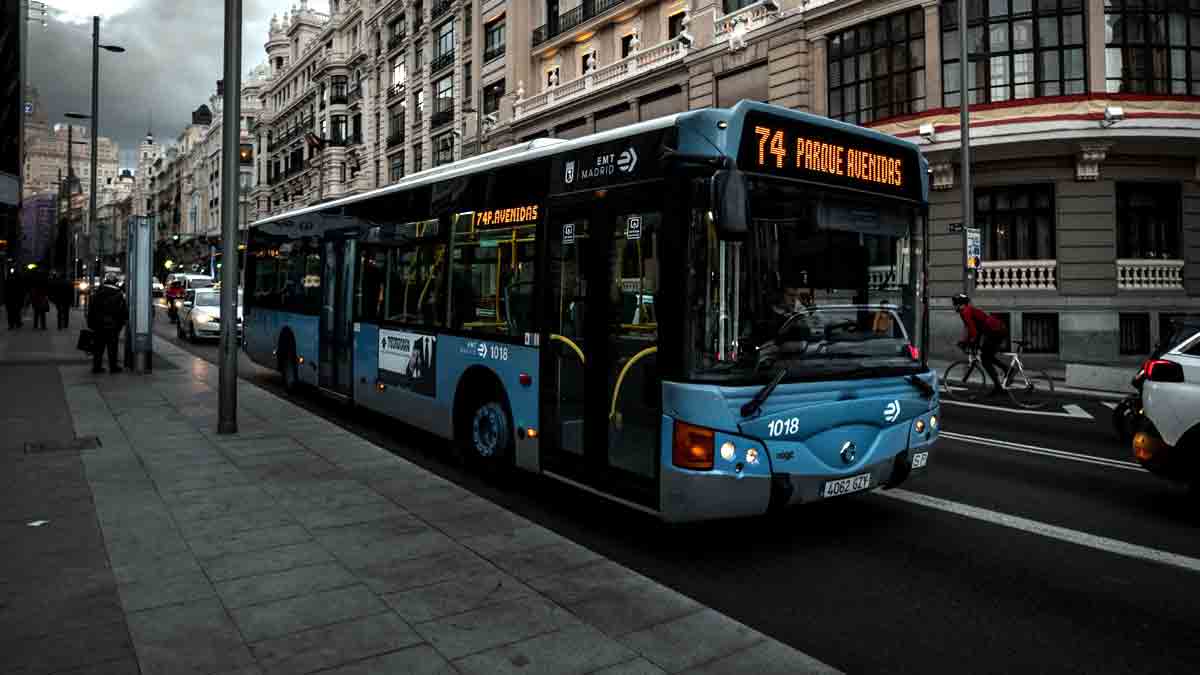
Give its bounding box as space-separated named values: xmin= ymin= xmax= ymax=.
xmin=951 ymin=293 xmax=970 ymax=308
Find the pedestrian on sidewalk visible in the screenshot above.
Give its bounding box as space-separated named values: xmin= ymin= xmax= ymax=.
xmin=5 ymin=271 xmax=25 ymax=330
xmin=953 ymin=293 xmax=1009 ymax=396
xmin=29 ymin=274 xmax=51 ymax=331
xmin=88 ymin=274 xmax=127 ymax=374
xmin=50 ymin=273 xmax=72 ymax=330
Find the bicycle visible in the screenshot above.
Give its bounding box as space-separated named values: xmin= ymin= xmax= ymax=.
xmin=941 ymin=340 xmax=1054 ymax=409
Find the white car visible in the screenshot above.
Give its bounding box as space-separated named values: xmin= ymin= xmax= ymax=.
xmin=177 ymin=288 xmax=243 ymax=343
xmin=1137 ymin=319 xmax=1200 ymax=484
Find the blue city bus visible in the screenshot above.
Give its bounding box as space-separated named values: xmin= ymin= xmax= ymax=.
xmin=243 ymin=100 xmax=939 ymax=521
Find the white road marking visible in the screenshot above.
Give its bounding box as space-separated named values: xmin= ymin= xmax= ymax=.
xmin=940 ymin=430 xmax=1144 ymax=472
xmin=941 ymin=399 xmax=1095 ymax=420
xmin=26 ymin=520 xmax=49 ymax=527
xmin=878 ymin=488 xmax=1200 ymax=575
xmin=1102 ymin=401 xmax=1119 ymax=410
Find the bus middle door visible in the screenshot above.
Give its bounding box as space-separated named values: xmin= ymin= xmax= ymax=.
xmin=319 ymin=238 xmax=355 ymax=396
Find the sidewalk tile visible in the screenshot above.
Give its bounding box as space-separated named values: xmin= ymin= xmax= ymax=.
xmin=381 ymin=569 xmax=534 ymax=623
xmin=593 ymin=658 xmax=670 ymax=675
xmin=413 ymin=595 xmax=582 ymax=660
xmin=459 ymin=525 xmax=573 ymax=557
xmin=228 ymin=584 xmax=387 ymax=642
xmin=488 ymin=540 xmax=604 ymax=582
xmin=678 ymin=639 xmax=838 ymax=675
xmin=294 ymin=500 xmax=411 ymax=530
xmin=1 ymin=620 xmax=136 ymax=674
xmin=556 ymin=577 xmax=702 ymax=638
xmin=527 ymin=560 xmax=648 ymax=604
xmin=201 ymin=541 xmax=334 ymax=582
xmin=452 ymin=623 xmax=634 ymax=675
xmin=186 ymin=524 xmax=312 ymax=559
xmin=126 ymin=598 xmax=255 ymax=675
xmin=176 ymin=509 xmax=297 ymax=541
xmin=428 ymin=508 xmax=533 ymax=539
xmin=312 ymin=518 xmax=451 ymax=569
xmin=355 ymin=548 xmax=495 ymax=595
xmin=314 ymin=644 xmax=456 ymax=675
xmin=618 ymin=609 xmax=762 ymax=674
xmin=249 ymin=611 xmax=422 ymax=674
xmin=112 ymin=550 xmax=205 ymax=585
xmin=214 ymin=561 xmax=359 ymax=610
xmin=118 ymin=568 xmax=216 ymax=613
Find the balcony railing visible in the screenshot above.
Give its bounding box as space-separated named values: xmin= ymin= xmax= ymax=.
xmin=714 ymin=0 xmax=781 ymax=40
xmin=431 ymin=50 xmax=455 ymax=73
xmin=387 ymin=132 xmax=405 ymax=148
xmin=387 ymin=82 xmax=406 ymax=100
xmin=388 ymin=32 xmax=406 ymax=51
xmin=431 ymin=108 xmax=454 ymax=128
xmin=975 ymin=260 xmax=1058 ymax=291
xmin=1117 ymin=259 xmax=1184 ymax=290
xmin=532 ymin=0 xmax=626 ymax=47
xmin=484 ymin=43 xmax=506 ymax=63
xmin=330 ymin=90 xmax=349 ymax=105
xmin=431 ymin=0 xmax=453 ymax=21
xmin=515 ymin=36 xmax=688 ymax=119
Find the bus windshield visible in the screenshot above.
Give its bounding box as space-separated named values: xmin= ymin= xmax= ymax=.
xmin=692 ymin=178 xmax=922 ymax=383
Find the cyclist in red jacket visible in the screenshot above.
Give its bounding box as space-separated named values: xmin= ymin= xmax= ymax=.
xmin=953 ymin=293 xmax=1008 ymax=395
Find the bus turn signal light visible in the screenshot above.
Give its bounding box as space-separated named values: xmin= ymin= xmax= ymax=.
xmin=1133 ymin=432 xmax=1165 ymax=463
xmin=672 ymin=421 xmax=715 ymax=470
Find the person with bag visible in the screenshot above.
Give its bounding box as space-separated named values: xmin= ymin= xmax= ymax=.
xmin=4 ymin=272 xmax=24 ymax=330
xmin=29 ymin=275 xmax=50 ymax=331
xmin=88 ymin=274 xmax=128 ymax=374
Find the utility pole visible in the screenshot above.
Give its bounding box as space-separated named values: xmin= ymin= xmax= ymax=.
xmin=218 ymin=0 xmax=243 ymax=434
xmin=89 ymin=16 xmax=100 ymax=285
xmin=958 ymin=0 xmax=972 ymax=295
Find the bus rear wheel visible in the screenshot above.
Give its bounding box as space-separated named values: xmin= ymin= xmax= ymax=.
xmin=457 ymin=391 xmax=514 ymax=471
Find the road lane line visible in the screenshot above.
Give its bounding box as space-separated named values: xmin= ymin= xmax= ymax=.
xmin=941 ymin=399 xmax=1094 ymax=420
xmin=877 ymin=488 xmax=1200 ymax=575
xmin=940 ymin=430 xmax=1145 ymax=472
xmin=1102 ymin=401 xmax=1118 ymax=409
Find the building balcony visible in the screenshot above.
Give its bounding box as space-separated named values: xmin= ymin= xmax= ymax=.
xmin=387 ymin=132 xmax=405 ymax=148
xmin=316 ymin=50 xmax=347 ymax=70
xmin=483 ymin=43 xmax=505 ymax=63
xmin=976 ymin=260 xmax=1059 ymax=292
xmin=387 ymin=32 xmax=406 ymax=51
xmin=387 ymin=82 xmax=406 ymax=101
xmin=714 ymin=0 xmax=781 ymax=43
xmin=431 ymin=109 xmax=454 ymax=128
xmin=532 ymin=0 xmax=626 ymax=47
xmin=431 ymin=50 xmax=455 ymax=73
xmin=330 ymin=91 xmax=350 ymax=105
xmin=1117 ymin=259 xmax=1184 ymax=290
xmin=431 ymin=0 xmax=454 ymax=21
xmin=514 ymin=36 xmax=688 ymax=120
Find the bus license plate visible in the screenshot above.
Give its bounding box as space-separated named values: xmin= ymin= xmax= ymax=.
xmin=822 ymin=473 xmax=872 ymax=498
xmin=911 ymin=452 xmax=929 ymax=469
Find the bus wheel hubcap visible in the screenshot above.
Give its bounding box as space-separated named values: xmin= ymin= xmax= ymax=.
xmin=472 ymin=403 xmax=506 ymax=458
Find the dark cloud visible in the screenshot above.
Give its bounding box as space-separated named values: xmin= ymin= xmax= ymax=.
xmin=28 ymin=1 xmax=328 ymax=170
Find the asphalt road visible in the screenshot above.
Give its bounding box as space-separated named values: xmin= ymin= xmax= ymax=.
xmin=155 ymin=313 xmax=1200 ymax=674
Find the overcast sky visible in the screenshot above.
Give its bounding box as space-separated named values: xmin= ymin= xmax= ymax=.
xmin=28 ymin=1 xmax=330 ymax=171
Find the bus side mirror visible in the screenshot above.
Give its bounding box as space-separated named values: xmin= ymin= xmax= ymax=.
xmin=711 ymin=170 xmax=750 ymax=241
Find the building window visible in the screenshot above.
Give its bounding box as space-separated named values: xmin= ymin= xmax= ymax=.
xmin=723 ymin=0 xmax=756 ymax=12
xmin=415 ymin=89 xmax=425 ymax=116
xmin=433 ymin=75 xmax=454 ymax=127
xmin=975 ymin=185 xmax=1055 ymax=261
xmin=484 ymin=18 xmax=506 ymax=62
xmin=332 ymin=115 xmax=348 ymax=143
xmin=414 ymin=143 xmax=423 ymax=172
xmin=434 ymin=20 xmax=455 ymax=69
xmin=942 ymin=0 xmax=1085 ymax=106
xmin=1117 ymin=183 xmax=1182 ymax=260
xmin=1106 ymin=0 xmax=1200 ymax=94
xmin=1120 ymin=313 xmax=1151 ymax=355
xmin=621 ymin=34 xmax=635 ymax=58
xmin=389 ymin=107 xmax=405 ymax=139
xmin=546 ymin=66 xmax=561 ymax=87
xmin=239 ymin=144 xmax=253 ymax=164
xmin=351 ymin=114 xmax=363 ymax=144
xmin=331 ymin=76 xmax=349 ymax=103
xmin=668 ymin=12 xmax=686 ymax=40
xmin=580 ymin=49 xmax=596 ymax=74
xmin=464 ymin=3 xmax=472 ymax=38
xmin=828 ymin=8 xmax=926 ymax=124
xmin=464 ymin=63 xmax=473 ymax=103
xmin=434 ymin=133 xmax=455 ymax=166
xmin=392 ymin=59 xmax=407 ymax=86
xmin=1022 ymin=313 xmax=1059 ymax=354
xmin=483 ymin=79 xmax=505 ymax=114
xmin=390 ymin=156 xmax=404 ymax=182
xmin=414 ymin=40 xmax=424 ymax=69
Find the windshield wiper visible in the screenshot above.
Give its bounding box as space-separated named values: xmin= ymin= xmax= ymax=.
xmin=741 ymin=367 xmax=788 ymax=419
xmin=906 ymin=374 xmax=934 ymax=399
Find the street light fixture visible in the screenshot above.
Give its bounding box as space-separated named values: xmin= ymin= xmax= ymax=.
xmin=84 ymin=16 xmax=124 ymax=289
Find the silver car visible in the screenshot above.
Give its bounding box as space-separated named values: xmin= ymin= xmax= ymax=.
xmin=177 ymin=288 xmax=243 ymax=343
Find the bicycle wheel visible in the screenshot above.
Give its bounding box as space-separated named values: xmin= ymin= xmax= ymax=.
xmin=1007 ymin=368 xmax=1054 ymax=409
xmin=942 ymin=360 xmax=988 ymax=401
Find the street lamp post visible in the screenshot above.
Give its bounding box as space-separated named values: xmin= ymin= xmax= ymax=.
xmin=219 ymin=0 xmax=244 ymax=434
xmin=88 ymin=17 xmax=125 ymax=283
xmin=64 ymin=114 xmax=89 ymax=300
xmin=958 ymin=0 xmax=972 ymax=295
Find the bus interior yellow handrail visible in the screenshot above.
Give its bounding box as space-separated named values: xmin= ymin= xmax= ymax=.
xmin=609 ymin=346 xmax=658 ymax=428
xmin=550 ymin=333 xmax=586 ymax=365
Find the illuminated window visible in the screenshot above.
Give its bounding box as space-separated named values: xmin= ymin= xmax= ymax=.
xmin=974 ymin=184 xmax=1055 ymax=261
xmin=941 ymin=0 xmax=1085 ymax=106
xmin=1117 ymin=183 xmax=1182 ymax=260
xmin=828 ymin=8 xmax=926 ymax=124
xmin=1106 ymin=0 xmax=1200 ymax=95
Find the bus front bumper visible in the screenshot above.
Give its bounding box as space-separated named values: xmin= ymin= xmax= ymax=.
xmin=660 ymin=447 xmax=933 ymax=523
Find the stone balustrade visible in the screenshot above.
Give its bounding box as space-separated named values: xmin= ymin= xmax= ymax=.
xmin=1116 ymin=259 xmax=1184 ymax=290
xmin=975 ymin=259 xmax=1058 ymax=291
xmin=714 ymin=1 xmax=780 ymax=40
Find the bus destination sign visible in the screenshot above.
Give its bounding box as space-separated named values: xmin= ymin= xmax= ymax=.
xmin=736 ymin=112 xmax=922 ymax=201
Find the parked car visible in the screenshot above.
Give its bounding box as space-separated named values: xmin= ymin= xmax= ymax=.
xmin=176 ymin=288 xmax=243 ymax=343
xmin=1133 ymin=317 xmax=1200 ymax=487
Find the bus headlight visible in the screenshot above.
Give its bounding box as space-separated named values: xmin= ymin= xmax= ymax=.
xmin=929 ymin=415 xmax=938 ymax=430
xmin=744 ymin=447 xmax=760 ymax=465
xmin=719 ymin=441 xmax=736 ymax=462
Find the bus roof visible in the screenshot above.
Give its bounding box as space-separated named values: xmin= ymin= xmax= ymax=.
xmin=251 ymin=101 xmax=926 ymax=229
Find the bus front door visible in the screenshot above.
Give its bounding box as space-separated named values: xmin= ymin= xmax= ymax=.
xmin=542 ymin=191 xmax=661 ymax=511
xmin=319 ymin=239 xmax=355 ymax=396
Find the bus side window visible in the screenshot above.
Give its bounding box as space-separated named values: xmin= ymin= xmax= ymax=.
xmin=354 ymin=246 xmax=386 ymax=322
xmin=384 ymin=243 xmax=446 ymax=326
xmin=451 ymin=219 xmax=537 ymax=334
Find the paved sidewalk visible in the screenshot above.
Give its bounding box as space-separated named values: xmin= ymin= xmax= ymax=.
xmin=5 ymin=312 xmax=836 ymax=674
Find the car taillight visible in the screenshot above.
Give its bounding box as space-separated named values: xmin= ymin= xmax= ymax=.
xmin=672 ymin=420 xmax=714 ymax=471
xmin=1145 ymin=359 xmax=1184 ymax=383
